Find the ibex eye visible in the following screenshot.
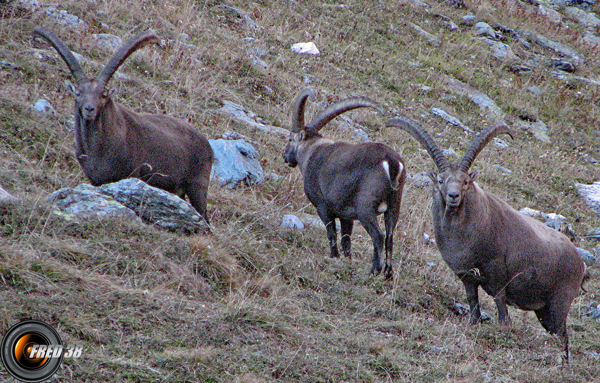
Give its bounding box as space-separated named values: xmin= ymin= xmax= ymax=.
xmin=438 ymin=179 xmax=444 ymax=184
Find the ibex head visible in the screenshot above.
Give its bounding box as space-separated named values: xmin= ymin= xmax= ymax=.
xmin=386 ymin=117 xmax=513 ymax=209
xmin=33 ymin=27 xmax=159 ymax=122
xmin=283 ymin=87 xmax=385 ymax=168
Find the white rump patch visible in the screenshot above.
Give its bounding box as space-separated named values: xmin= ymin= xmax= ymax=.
xmin=378 ymin=202 xmax=388 ymax=213
xmin=382 ymin=160 xmax=404 ymax=187
xmin=382 ymin=161 xmax=390 ymax=179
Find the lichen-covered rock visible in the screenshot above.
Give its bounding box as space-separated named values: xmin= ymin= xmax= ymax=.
xmin=47 ymin=179 xmax=209 ymax=234
xmin=576 ymin=182 xmax=600 ymax=216
xmin=209 ymin=139 xmax=265 ymax=188
xmin=47 ymin=184 xmax=139 ymax=221
xmin=98 ymin=179 xmax=209 ymax=234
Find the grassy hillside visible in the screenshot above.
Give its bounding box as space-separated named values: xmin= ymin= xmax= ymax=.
xmin=1 ymin=0 xmax=600 ymax=381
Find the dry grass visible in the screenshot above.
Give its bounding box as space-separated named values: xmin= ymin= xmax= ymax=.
xmin=1 ymin=0 xmax=600 ymax=381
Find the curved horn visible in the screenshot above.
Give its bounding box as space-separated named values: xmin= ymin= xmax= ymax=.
xmin=33 ymin=27 xmax=86 ymax=83
xmin=458 ymin=122 xmax=514 ymax=172
xmin=386 ymin=117 xmax=451 ymax=172
xmin=291 ymin=87 xmax=316 ymax=133
xmin=306 ymin=96 xmax=385 ymax=133
xmin=97 ymin=31 xmax=159 ymax=87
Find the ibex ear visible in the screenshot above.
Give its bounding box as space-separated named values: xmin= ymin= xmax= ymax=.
xmin=65 ymin=80 xmax=78 ymax=96
xmin=468 ymin=170 xmax=480 ymax=182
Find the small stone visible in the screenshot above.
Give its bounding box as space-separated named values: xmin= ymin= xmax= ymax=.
xmin=281 ymin=215 xmax=304 ymax=231
xmin=31 ymin=99 xmax=56 ymax=117
xmin=443 ymin=149 xmax=457 ymax=157
xmin=493 ymin=164 xmax=512 ymax=174
xmin=526 ymin=86 xmax=542 ymax=95
xmin=578 ymin=248 xmax=597 ymax=265
xmin=473 ymin=22 xmax=497 ymax=39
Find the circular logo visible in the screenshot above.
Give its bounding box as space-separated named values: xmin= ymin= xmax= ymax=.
xmin=1 ymin=320 xmax=63 ymax=382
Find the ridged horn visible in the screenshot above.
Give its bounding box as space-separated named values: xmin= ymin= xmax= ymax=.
xmin=386 ymin=117 xmax=451 ymax=172
xmin=306 ymin=96 xmax=385 ymax=133
xmin=458 ymin=122 xmax=514 ymax=172
xmin=33 ymin=27 xmax=86 ymax=83
xmin=291 ymin=87 xmax=316 ymax=133
xmin=97 ymin=31 xmax=159 ymax=87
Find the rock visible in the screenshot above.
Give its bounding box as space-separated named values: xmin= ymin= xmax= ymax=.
xmin=551 ymin=58 xmax=576 ymax=73
xmin=408 ymin=23 xmax=441 ymax=47
xmin=537 ymin=5 xmax=562 ymax=24
xmin=526 ymin=86 xmax=542 ymax=95
xmin=473 ymin=22 xmax=498 ymax=39
xmin=493 ymin=164 xmax=512 ymax=174
xmin=518 ymin=207 xmax=574 ymax=238
xmin=578 ymin=248 xmax=597 ymax=265
xmin=576 ymin=182 xmax=600 ymax=216
xmin=493 ymin=138 xmax=510 ymax=148
xmin=45 ymin=7 xmax=86 ymax=31
xmin=520 ymin=30 xmax=585 ymax=66
xmin=585 ymin=227 xmax=600 ymax=240
xmin=281 ymin=215 xmax=305 ymax=231
xmin=477 ymin=38 xmax=518 ymax=60
xmin=48 ymin=180 xmax=210 ymax=233
xmin=87 ymin=34 xmax=123 ymax=53
xmin=409 ymin=172 xmax=433 ymax=188
xmin=443 ymin=149 xmax=457 ymax=157
xmin=583 ymin=31 xmax=600 ymax=46
xmin=297 ymin=213 xmax=325 ymax=229
xmin=444 ymin=76 xmax=504 ymax=120
xmin=545 ymin=218 xmax=575 ymax=239
xmin=452 ymin=302 xmax=492 ymax=321
xmin=431 ymin=108 xmax=475 ymax=134
xmin=31 ymin=99 xmax=56 ymax=117
xmin=48 ymin=184 xmax=140 ymax=222
xmin=435 ymin=14 xmax=459 ymax=31
xmin=0 ymin=185 xmax=18 ymax=203
xmin=552 ymin=71 xmax=600 ymax=87
xmin=585 ymin=302 xmax=600 ymax=320
xmin=461 ymin=14 xmax=479 ymax=27
xmin=0 ymin=61 xmax=17 ymax=69
xmin=407 ymin=0 xmax=430 ymax=7
xmin=213 ymin=5 xmax=258 ymax=29
xmin=514 ymin=118 xmax=550 ymax=143
xmin=337 ymin=114 xmax=371 ymax=142
xmin=98 ymin=179 xmax=209 ymax=233
xmin=564 ymin=6 xmax=600 ymax=29
xmin=291 ymin=42 xmax=320 ymax=55
xmin=209 ymin=139 xmax=264 ymax=188
xmin=220 ymin=100 xmax=289 ymax=137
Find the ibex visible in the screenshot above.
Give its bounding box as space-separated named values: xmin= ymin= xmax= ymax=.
xmin=387 ymin=117 xmax=586 ymax=361
xmin=283 ymin=88 xmax=406 ymax=279
xmin=33 ymin=27 xmax=214 ymax=221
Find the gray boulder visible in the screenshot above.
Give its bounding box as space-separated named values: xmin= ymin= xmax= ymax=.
xmin=99 ymin=179 xmax=209 ymax=233
xmin=48 ymin=184 xmax=139 ymax=221
xmin=209 ymin=139 xmax=264 ymax=188
xmin=48 ymin=179 xmax=209 ymax=234
xmin=576 ymin=182 xmax=600 ymax=216
xmin=0 ymin=185 xmax=18 ymax=203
